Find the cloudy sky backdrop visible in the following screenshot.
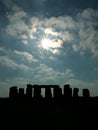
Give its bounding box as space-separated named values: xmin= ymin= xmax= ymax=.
xmin=0 ymin=0 xmax=98 ymax=97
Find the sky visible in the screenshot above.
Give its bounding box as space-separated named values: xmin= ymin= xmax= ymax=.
xmin=0 ymin=0 xmax=98 ymax=97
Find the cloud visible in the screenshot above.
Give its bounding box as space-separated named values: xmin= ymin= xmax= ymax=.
xmin=72 ymin=8 xmax=98 ymax=57
xmin=0 ymin=56 xmax=32 ymax=71
xmin=30 ymin=16 xmax=74 ymax=39
xmin=64 ymin=69 xmax=75 ymax=79
xmin=14 ymin=50 xmax=37 ymax=62
xmin=52 ymin=49 xmax=60 ymax=54
xmin=6 ymin=9 xmax=28 ymax=37
xmin=3 ymin=1 xmax=98 ymax=58
xmin=4 ymin=1 xmax=30 ymax=45
xmin=28 ymin=16 xmax=74 ymax=54
xmin=30 ymin=8 xmax=98 ymax=58
xmin=43 ymin=16 xmax=76 ymax=29
xmin=5 ymin=5 xmax=74 ymax=52
xmin=82 ymin=8 xmax=97 ymax=19
xmin=0 ymin=47 xmax=4 ymax=52
xmin=34 ymin=64 xmax=56 ymax=82
xmin=44 ymin=28 xmax=58 ymax=36
xmin=34 ymin=64 xmax=75 ymax=85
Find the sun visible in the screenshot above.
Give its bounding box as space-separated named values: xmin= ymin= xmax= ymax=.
xmin=39 ymin=34 xmax=63 ymax=50
xmin=41 ymin=37 xmax=54 ymax=50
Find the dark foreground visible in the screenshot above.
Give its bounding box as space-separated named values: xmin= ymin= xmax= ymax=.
xmin=0 ymin=97 xmax=98 ymax=130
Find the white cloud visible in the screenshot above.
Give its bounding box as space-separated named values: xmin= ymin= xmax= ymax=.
xmin=30 ymin=17 xmax=40 ymax=27
xmin=35 ymin=64 xmax=56 ymax=80
xmin=44 ymin=28 xmax=58 ymax=36
xmin=0 ymin=56 xmax=32 ymax=71
xmin=14 ymin=50 xmax=37 ymax=62
xmin=5 ymin=6 xmax=98 ymax=58
xmin=30 ymin=16 xmax=75 ymax=41
xmin=4 ymin=1 xmax=30 ymax=44
xmin=0 ymin=47 xmax=4 ymax=52
xmin=59 ymin=31 xmax=73 ymax=41
xmin=52 ymin=49 xmax=60 ymax=54
xmin=33 ymin=9 xmax=98 ymax=58
xmin=5 ymin=4 xmax=74 ymax=50
xmin=82 ymin=8 xmax=97 ymax=19
xmin=21 ymin=40 xmax=28 ymax=45
xmin=43 ymin=16 xmax=75 ymax=29
xmin=6 ymin=10 xmax=28 ymax=37
xmin=71 ymin=8 xmax=98 ymax=57
xmin=65 ymin=69 xmax=75 ymax=79
xmin=52 ymin=39 xmax=63 ymax=48
xmin=7 ymin=11 xmax=26 ymax=24
xmin=21 ymin=34 xmax=28 ymax=40
xmin=0 ymin=56 xmax=18 ymax=69
xmin=34 ymin=64 xmax=75 ymax=85
xmin=28 ymin=16 xmax=74 ymax=54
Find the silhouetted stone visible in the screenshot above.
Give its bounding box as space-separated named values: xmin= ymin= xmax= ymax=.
xmin=2 ymin=83 xmax=98 ymax=130
xmin=59 ymin=87 xmax=62 ymax=97
xmin=9 ymin=84 xmax=92 ymax=103
xmin=53 ymin=85 xmax=62 ymax=98
xmin=83 ymin=89 xmax=90 ymax=98
xmin=33 ymin=85 xmax=41 ymax=98
xmin=9 ymin=86 xmax=18 ymax=99
xmin=64 ymin=84 xmax=72 ymax=98
xmin=73 ymin=88 xmax=79 ymax=97
xmin=19 ymin=88 xmax=24 ymax=98
xmin=26 ymin=84 xmax=32 ymax=98
xmin=45 ymin=87 xmax=52 ymax=99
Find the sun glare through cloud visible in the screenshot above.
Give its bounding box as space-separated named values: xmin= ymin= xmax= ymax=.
xmin=40 ymin=35 xmax=63 ymax=50
xmin=38 ymin=26 xmax=63 ymax=50
xmin=41 ymin=37 xmax=54 ymax=49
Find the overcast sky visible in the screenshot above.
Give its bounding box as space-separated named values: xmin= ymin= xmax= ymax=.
xmin=0 ymin=0 xmax=98 ymax=97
